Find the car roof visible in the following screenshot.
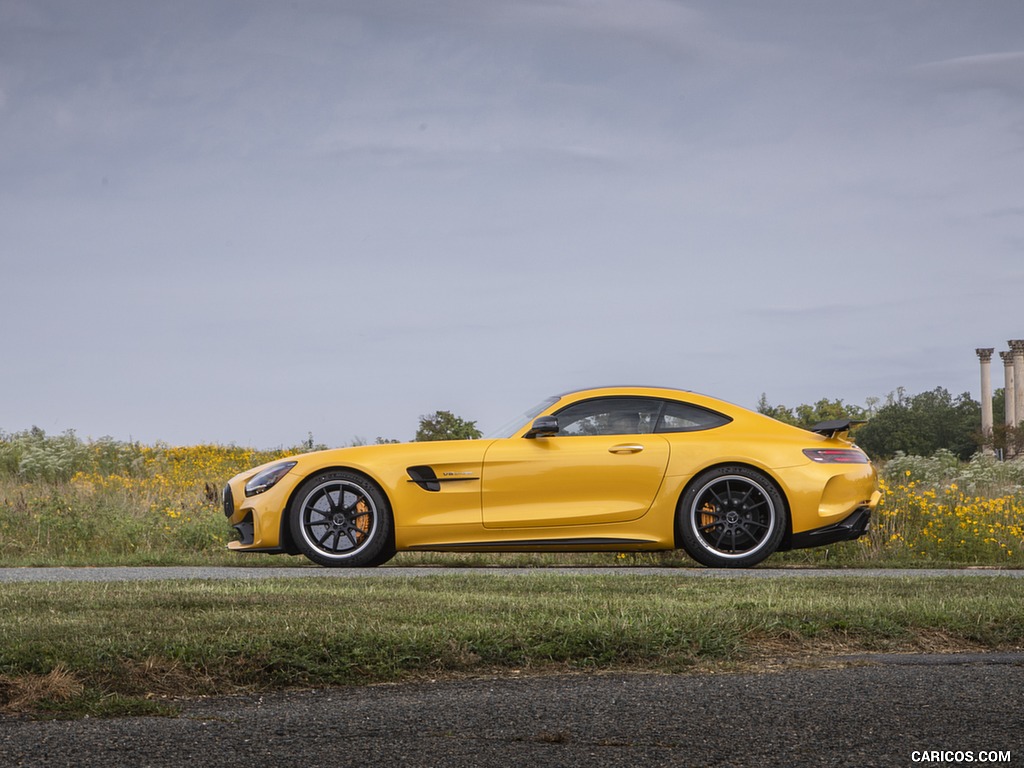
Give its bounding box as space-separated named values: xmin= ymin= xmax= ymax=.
xmin=554 ymin=385 xmax=694 ymax=397
xmin=550 ymin=386 xmax=752 ymax=417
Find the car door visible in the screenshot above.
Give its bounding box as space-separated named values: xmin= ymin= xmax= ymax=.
xmin=481 ymin=397 xmax=670 ymax=529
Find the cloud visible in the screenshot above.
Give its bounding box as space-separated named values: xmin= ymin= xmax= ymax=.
xmin=506 ymin=0 xmax=706 ymax=45
xmin=914 ymin=51 xmax=1024 ymax=97
xmin=3 ymin=1 xmax=1022 ymax=446
xmin=987 ymin=206 xmax=1024 ymax=219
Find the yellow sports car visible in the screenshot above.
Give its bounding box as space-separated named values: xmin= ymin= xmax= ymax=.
xmin=223 ymin=386 xmax=880 ymax=568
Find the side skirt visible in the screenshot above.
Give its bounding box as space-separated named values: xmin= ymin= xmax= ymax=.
xmin=407 ymin=537 xmax=660 ymax=552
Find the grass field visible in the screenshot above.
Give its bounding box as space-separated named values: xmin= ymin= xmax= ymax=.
xmin=1 ymin=573 xmax=1022 ymax=718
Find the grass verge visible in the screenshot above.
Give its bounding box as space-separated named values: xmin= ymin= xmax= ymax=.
xmin=1 ymin=573 xmax=1022 ymax=718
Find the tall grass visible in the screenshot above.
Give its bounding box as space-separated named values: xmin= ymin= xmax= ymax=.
xmin=1 ymin=430 xmax=1022 ymax=567
xmin=0 ymin=429 xmax=290 ymax=565
xmin=859 ymin=451 xmax=1024 ymax=565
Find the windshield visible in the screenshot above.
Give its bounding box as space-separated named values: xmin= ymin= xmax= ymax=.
xmin=485 ymin=396 xmax=559 ymax=439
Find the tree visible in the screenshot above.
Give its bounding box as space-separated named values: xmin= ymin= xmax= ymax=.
xmin=758 ymin=388 xmax=986 ymax=459
xmin=756 ymin=394 xmax=799 ymax=426
xmin=414 ymin=411 xmax=482 ymax=442
xmin=853 ymin=387 xmax=980 ymax=460
xmin=756 ymin=394 xmax=868 ymax=429
xmin=347 ymin=436 xmax=401 ymax=447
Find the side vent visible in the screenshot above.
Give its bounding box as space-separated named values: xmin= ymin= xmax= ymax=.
xmin=407 ymin=466 xmax=441 ymax=492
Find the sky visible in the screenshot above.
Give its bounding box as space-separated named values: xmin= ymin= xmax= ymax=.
xmin=2 ymin=0 xmax=1023 ymax=448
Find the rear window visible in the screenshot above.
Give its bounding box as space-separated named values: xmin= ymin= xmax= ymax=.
xmin=655 ymin=402 xmax=731 ymax=433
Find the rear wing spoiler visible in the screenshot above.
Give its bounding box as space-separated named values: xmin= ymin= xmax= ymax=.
xmin=808 ymin=419 xmax=866 ymax=438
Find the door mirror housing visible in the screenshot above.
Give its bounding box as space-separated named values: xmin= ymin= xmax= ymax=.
xmin=524 ymin=415 xmax=559 ymax=439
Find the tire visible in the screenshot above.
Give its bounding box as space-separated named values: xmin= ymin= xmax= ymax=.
xmin=289 ymin=470 xmax=395 ymax=567
xmin=677 ymin=466 xmax=786 ymax=568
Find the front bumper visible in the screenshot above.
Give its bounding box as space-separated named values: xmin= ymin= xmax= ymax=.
xmin=222 ymin=477 xmax=294 ymax=554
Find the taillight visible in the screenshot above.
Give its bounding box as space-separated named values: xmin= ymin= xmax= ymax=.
xmin=803 ymin=448 xmax=869 ymax=464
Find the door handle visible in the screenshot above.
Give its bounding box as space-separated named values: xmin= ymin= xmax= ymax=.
xmin=609 ymin=444 xmax=644 ymax=454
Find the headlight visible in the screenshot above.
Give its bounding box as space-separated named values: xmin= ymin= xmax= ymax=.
xmin=244 ymin=461 xmax=298 ymax=497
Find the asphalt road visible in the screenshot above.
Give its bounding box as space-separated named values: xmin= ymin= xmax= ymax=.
xmin=2 ymin=565 xmax=1024 ymax=582
xmin=3 ymin=656 xmax=1022 ymax=767
xmin=4 ymin=568 xmax=1021 ymax=766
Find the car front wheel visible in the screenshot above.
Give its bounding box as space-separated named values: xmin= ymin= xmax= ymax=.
xmin=677 ymin=466 xmax=786 ymax=568
xmin=289 ymin=470 xmax=395 ymax=567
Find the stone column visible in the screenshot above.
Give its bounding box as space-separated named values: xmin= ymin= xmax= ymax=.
xmin=976 ymin=348 xmax=995 ymax=449
xmin=1001 ymin=351 xmax=1016 ymax=429
xmin=1011 ymin=340 xmax=1024 ymax=428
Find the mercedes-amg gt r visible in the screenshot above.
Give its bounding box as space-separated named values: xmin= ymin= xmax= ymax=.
xmin=222 ymin=386 xmax=879 ymax=568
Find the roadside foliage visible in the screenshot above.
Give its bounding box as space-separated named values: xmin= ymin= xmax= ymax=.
xmin=864 ymin=451 xmax=1024 ymax=565
xmin=0 ymin=429 xmax=1022 ymax=567
xmin=0 ymin=430 xmax=290 ymax=565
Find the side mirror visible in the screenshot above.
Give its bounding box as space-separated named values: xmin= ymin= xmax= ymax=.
xmin=524 ymin=415 xmax=559 ymax=439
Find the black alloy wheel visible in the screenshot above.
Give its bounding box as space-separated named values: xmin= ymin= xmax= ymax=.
xmin=289 ymin=470 xmax=395 ymax=567
xmin=677 ymin=465 xmax=786 ymax=568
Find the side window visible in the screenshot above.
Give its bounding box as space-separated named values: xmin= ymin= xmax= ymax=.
xmin=655 ymin=401 xmax=732 ymax=432
xmin=554 ymin=398 xmax=663 ymax=436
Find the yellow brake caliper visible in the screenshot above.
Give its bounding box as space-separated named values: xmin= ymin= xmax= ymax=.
xmin=355 ymin=499 xmax=371 ymax=539
xmin=701 ymin=501 xmax=717 ymax=529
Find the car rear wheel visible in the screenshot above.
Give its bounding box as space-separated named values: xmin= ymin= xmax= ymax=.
xmin=289 ymin=470 xmax=395 ymax=567
xmin=677 ymin=466 xmax=786 ymax=568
